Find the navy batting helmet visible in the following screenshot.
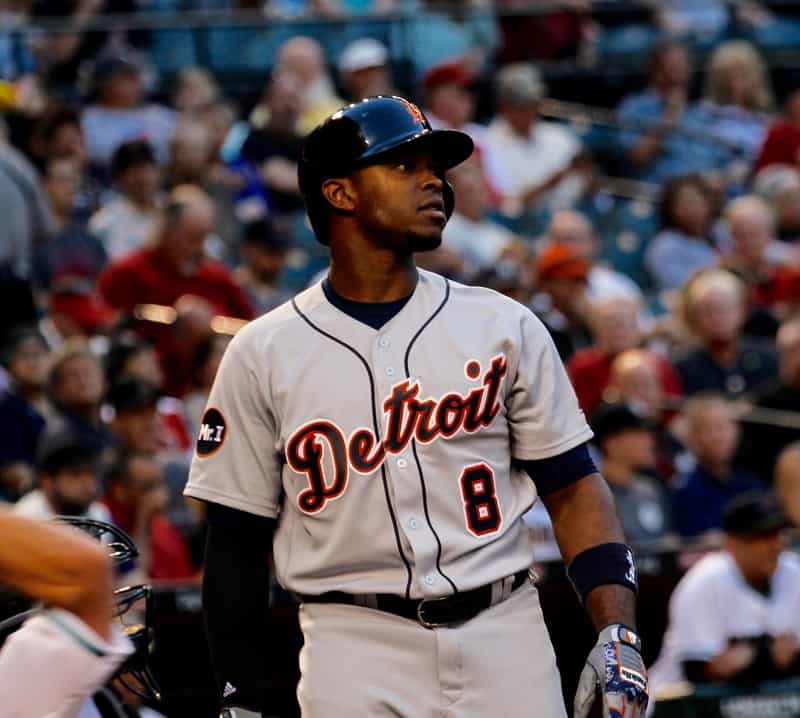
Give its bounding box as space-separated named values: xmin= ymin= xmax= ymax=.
xmin=298 ymin=95 xmax=474 ymax=244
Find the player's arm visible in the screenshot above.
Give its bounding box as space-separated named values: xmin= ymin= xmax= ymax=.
xmin=203 ymin=501 xmax=276 ymax=716
xmin=0 ymin=508 xmax=114 ymax=639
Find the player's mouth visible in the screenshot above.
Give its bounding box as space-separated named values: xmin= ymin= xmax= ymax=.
xmin=418 ymin=197 xmax=447 ymax=222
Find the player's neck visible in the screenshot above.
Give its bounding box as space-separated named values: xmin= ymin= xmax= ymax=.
xmin=328 ymin=251 xmax=418 ymax=303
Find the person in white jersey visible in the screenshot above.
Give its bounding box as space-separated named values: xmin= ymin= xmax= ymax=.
xmin=649 ymin=492 xmax=800 ymax=710
xmin=0 ymin=509 xmax=132 ymax=718
xmin=185 ymin=96 xmax=649 ymax=718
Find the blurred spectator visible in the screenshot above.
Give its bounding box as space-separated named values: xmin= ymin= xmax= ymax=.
xmin=168 ymin=118 xmax=240 ymax=261
xmin=239 ymin=70 xmax=304 ymax=216
xmin=34 ymin=156 xmax=108 ymax=297
xmin=273 ymin=36 xmax=344 ymax=136
xmin=605 ymin=348 xmax=682 ymax=424
xmin=645 ymin=174 xmax=720 ymax=291
xmin=568 ymin=297 xmax=682 ymax=418
xmin=775 ymin=443 xmax=800 ymax=528
xmin=98 ymin=185 xmax=254 ymax=395
xmin=738 ymin=318 xmax=800 ymax=483
xmin=105 ymin=330 xmax=164 ymax=390
xmin=0 ymin=1 xmax=35 ymax=82
xmin=616 ymin=41 xmax=713 ymax=185
xmin=233 ymin=218 xmax=293 ymax=315
xmin=422 ymin=61 xmax=487 ymax=157
xmin=484 ymin=63 xmax=587 ymax=218
xmin=754 ymin=89 xmax=800 ymax=173
xmin=649 ymin=493 xmax=800 ymax=701
xmin=171 ymin=66 xmax=220 ymax=115
xmin=720 ymin=195 xmax=796 ymax=323
xmin=440 ymin=155 xmax=523 ymax=276
xmin=545 ymin=210 xmax=642 ymax=304
xmin=199 ymin=97 xmax=238 ymax=163
xmin=531 ymin=241 xmax=592 ymax=361
xmin=469 ymin=259 xmax=532 ymax=305
xmin=671 ymin=393 xmax=763 ymax=537
xmin=590 ymin=402 xmax=673 ymax=544
xmin=337 ymin=38 xmax=395 ymax=103
xmin=89 ymin=139 xmax=162 ymax=260
xmin=754 ymin=165 xmax=800 ymax=244
xmin=655 ymin=0 xmax=729 ymax=40
xmin=0 ymin=124 xmax=55 ymax=333
xmin=46 ymin=340 xmax=114 ymax=455
xmin=102 ymin=451 xmax=195 ymax=580
xmin=0 ymin=326 xmax=53 ymax=471
xmin=29 ymin=107 xmax=99 ymax=216
xmin=107 ymin=377 xmax=161 ymax=456
xmin=686 ymin=40 xmax=774 ymax=179
xmin=675 ymin=268 xmax=778 ymax=397
xmin=183 ymin=333 xmax=229 ymax=441
xmin=81 ymin=54 xmax=177 ymax=168
xmin=14 ymin=431 xmax=110 ymax=521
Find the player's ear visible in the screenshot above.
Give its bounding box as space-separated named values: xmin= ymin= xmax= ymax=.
xmin=321 ymin=177 xmax=356 ymax=213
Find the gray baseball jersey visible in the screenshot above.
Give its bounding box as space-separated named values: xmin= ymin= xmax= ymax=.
xmin=185 ymin=269 xmax=592 ymax=599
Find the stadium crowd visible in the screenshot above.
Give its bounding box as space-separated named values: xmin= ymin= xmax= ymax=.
xmin=3 ymin=0 xmax=800 ymax=714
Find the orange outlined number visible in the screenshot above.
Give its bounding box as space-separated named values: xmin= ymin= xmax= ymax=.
xmin=460 ymin=463 xmax=501 ymax=536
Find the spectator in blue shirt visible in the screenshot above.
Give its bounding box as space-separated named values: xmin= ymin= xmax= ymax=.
xmin=672 ymin=393 xmax=763 ymax=537
xmin=617 ymin=41 xmax=722 ymax=185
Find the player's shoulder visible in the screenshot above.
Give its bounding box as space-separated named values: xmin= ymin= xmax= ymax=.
xmin=434 ymin=271 xmax=547 ymax=330
xmin=226 ymin=284 xmax=321 ymax=357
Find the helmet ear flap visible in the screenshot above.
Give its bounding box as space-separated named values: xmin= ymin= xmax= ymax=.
xmin=443 ymin=178 xmax=456 ymax=219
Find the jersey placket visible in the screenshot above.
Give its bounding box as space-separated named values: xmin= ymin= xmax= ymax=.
xmin=372 ymin=330 xmax=444 ymax=598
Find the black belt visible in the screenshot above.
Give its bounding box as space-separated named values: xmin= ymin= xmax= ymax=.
xmin=299 ymin=570 xmax=530 ymax=629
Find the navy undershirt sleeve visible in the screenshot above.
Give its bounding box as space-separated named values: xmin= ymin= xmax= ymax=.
xmin=522 ymin=443 xmax=597 ymax=496
xmin=322 ymin=277 xmax=412 ymax=330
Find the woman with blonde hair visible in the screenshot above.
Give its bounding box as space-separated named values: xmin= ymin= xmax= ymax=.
xmin=687 ymin=40 xmax=774 ymax=173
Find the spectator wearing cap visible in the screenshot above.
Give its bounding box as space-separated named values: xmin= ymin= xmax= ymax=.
xmin=233 ymin=218 xmax=293 ymax=315
xmin=101 ymin=450 xmax=195 ymax=581
xmin=738 ymin=318 xmax=800 ymax=483
xmin=0 ymin=327 xmax=54 ymax=477
xmin=645 ymin=174 xmax=721 ymax=292
xmin=89 ymin=139 xmax=162 ymax=260
xmin=81 ymin=54 xmax=177 ymax=169
xmin=484 ymin=63 xmax=588 ymax=218
xmin=422 ymin=61 xmax=485 ymax=154
xmin=531 ymin=241 xmax=592 ymax=361
xmin=544 ymin=210 xmax=643 ymax=306
xmin=98 ymin=185 xmax=254 ymax=396
xmin=671 ymin=393 xmax=763 ymax=538
xmin=590 ymin=403 xmax=673 ymax=545
xmin=13 ymin=431 xmax=110 ymax=521
xmin=675 ymin=269 xmax=778 ymax=399
xmin=648 ymin=493 xmax=800 ymax=703
xmin=338 ymin=38 xmax=395 ymax=103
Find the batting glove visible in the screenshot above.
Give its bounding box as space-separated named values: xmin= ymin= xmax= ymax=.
xmin=574 ymin=624 xmax=649 ymax=718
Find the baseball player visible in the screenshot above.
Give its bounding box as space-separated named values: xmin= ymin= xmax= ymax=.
xmin=186 ymin=96 xmax=649 ymax=718
xmin=0 ymin=509 xmax=133 ymax=718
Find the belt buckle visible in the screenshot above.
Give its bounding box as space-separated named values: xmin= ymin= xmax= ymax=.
xmin=416 ymin=596 xmax=451 ymax=629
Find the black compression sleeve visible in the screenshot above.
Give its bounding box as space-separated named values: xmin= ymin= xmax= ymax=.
xmin=203 ymin=502 xmax=276 ymax=713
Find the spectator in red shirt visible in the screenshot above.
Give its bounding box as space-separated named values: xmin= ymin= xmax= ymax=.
xmin=754 ymin=89 xmax=800 ymax=173
xmin=98 ymin=185 xmax=254 ymax=395
xmin=102 ymin=450 xmax=195 ymax=581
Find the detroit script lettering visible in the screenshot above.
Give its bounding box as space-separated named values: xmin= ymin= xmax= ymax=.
xmin=287 ymin=356 xmax=508 ymax=514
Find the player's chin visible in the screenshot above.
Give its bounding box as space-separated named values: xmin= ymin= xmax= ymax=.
xmin=407 ymin=225 xmax=444 ymax=253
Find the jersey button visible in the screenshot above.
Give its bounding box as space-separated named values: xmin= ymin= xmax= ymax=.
xmin=385 ymin=366 xmax=396 ymax=377
xmin=397 ymin=458 xmax=408 ymax=469
xmin=379 ymin=337 xmax=391 ymax=348
xmin=424 ymin=575 xmax=435 ymax=586
xmin=409 ymin=518 xmax=418 ymax=530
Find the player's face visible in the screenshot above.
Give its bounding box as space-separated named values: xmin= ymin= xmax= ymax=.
xmin=351 ymin=150 xmax=449 ymax=253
